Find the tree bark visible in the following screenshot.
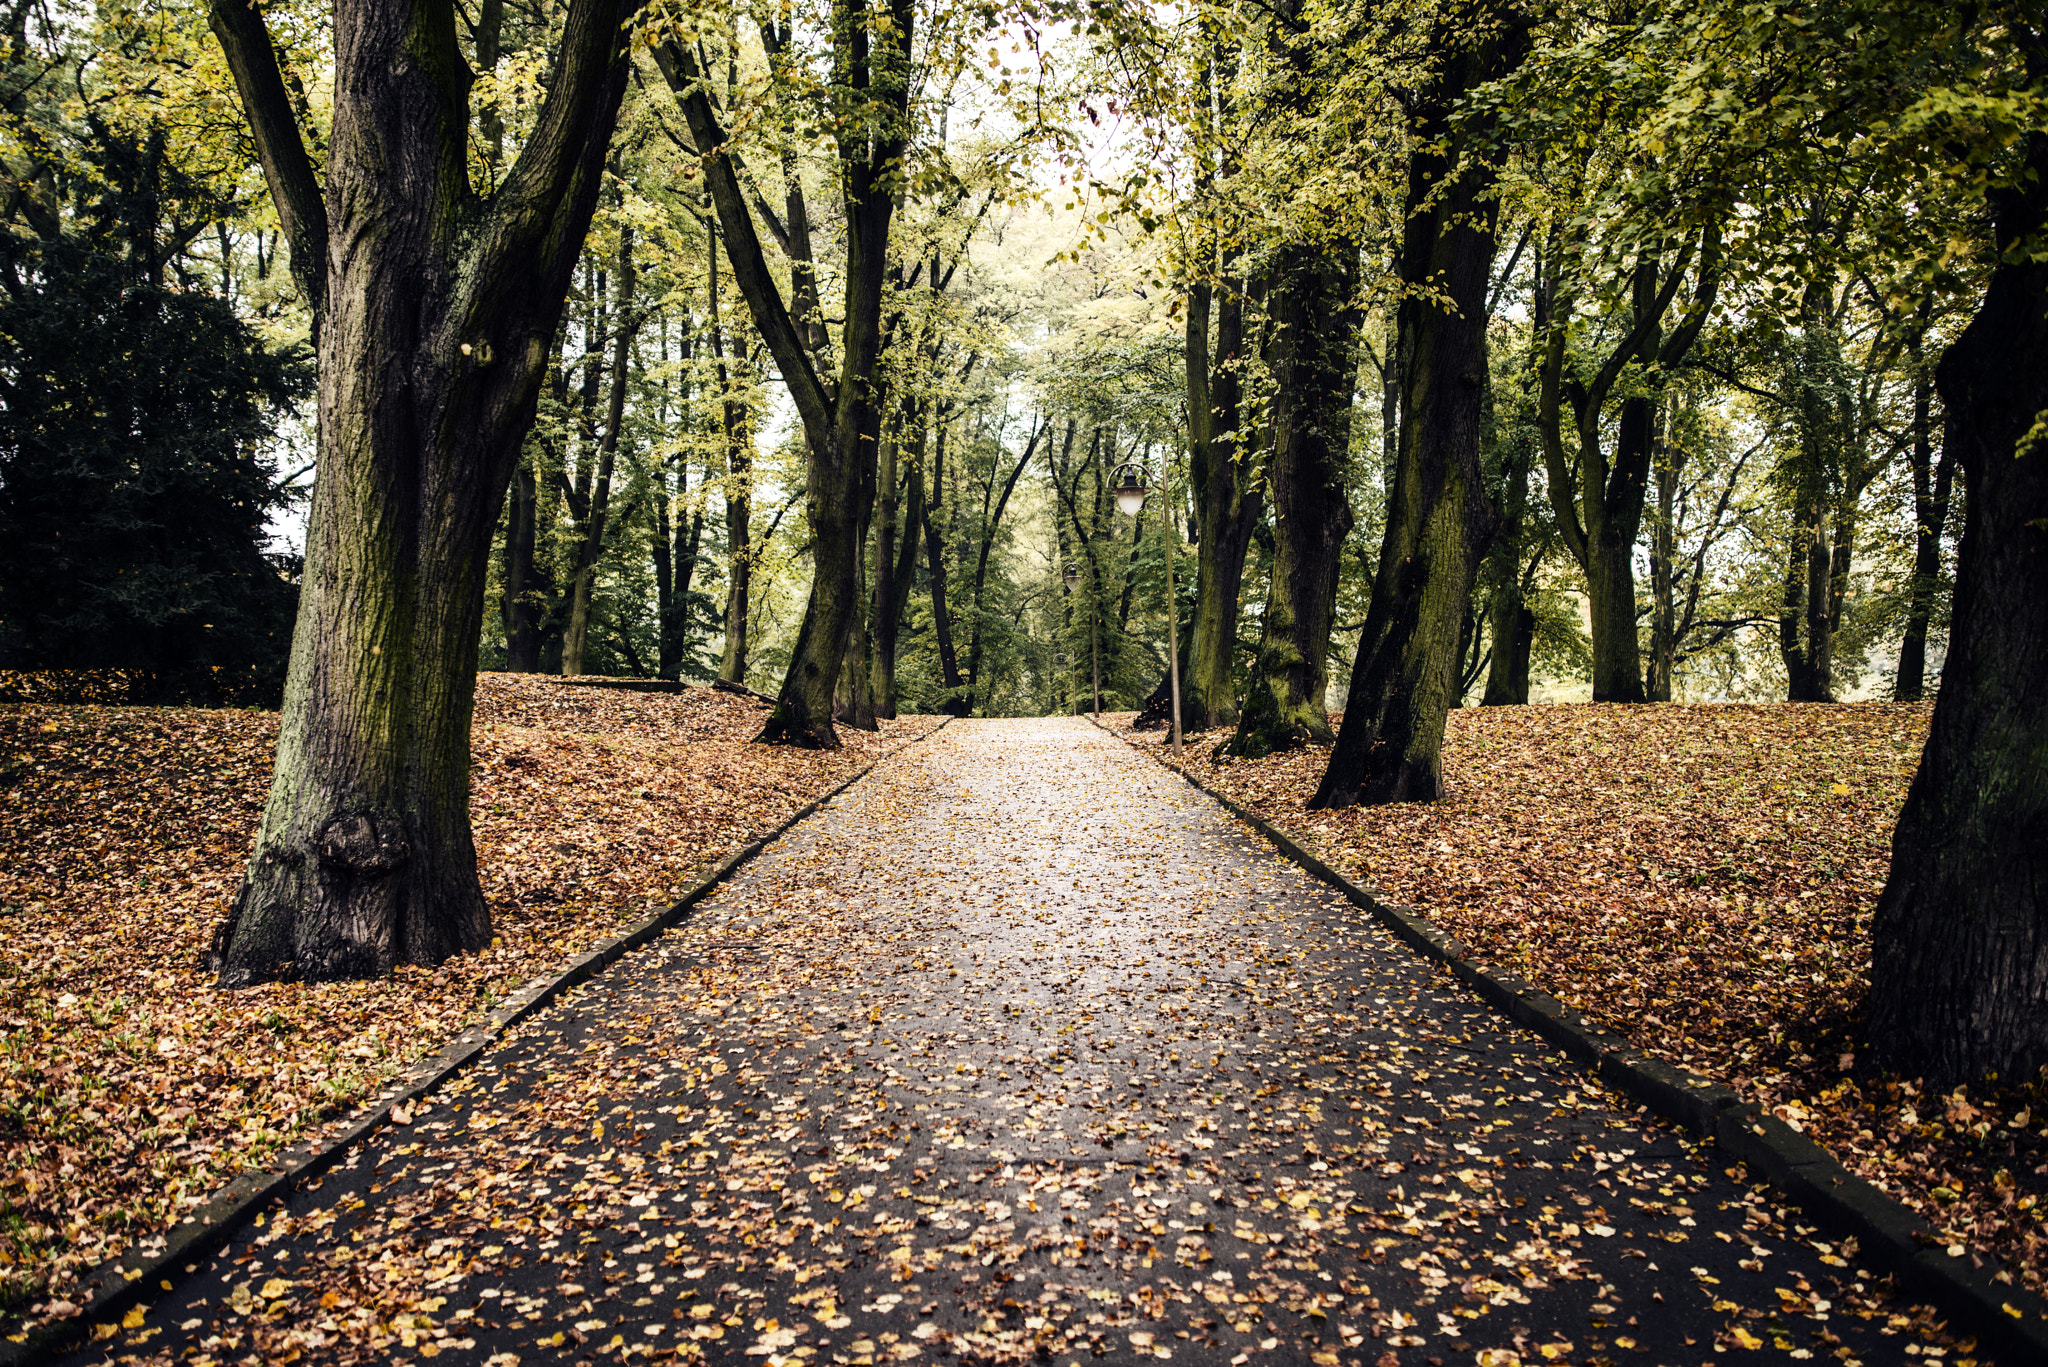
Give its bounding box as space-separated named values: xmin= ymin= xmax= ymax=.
xmin=1867 ymin=127 xmax=2048 ymax=1088
xmin=921 ymin=409 xmax=967 ymax=713
xmin=562 ymin=222 xmax=638 ymax=675
xmin=206 ymin=0 xmax=635 ymax=983
xmin=707 ymin=236 xmax=753 ymax=686
xmin=1313 ymin=15 xmax=1528 ymax=808
xmin=1183 ymin=277 xmax=1261 ymax=731
xmin=1229 ymin=241 xmax=1357 ymax=757
xmin=1481 ymin=434 xmax=1533 ymax=705
xmin=502 ymin=456 xmax=546 ymax=672
xmin=1536 ymin=233 xmax=1719 ymax=704
xmin=1894 ymin=360 xmax=1952 ymax=701
xmin=658 ymin=0 xmax=911 ymax=749
xmin=871 ymin=427 xmax=923 ymax=718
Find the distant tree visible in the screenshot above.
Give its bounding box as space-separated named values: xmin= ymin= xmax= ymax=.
xmin=0 ymin=123 xmax=308 ymax=694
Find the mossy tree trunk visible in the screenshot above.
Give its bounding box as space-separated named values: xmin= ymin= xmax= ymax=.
xmin=206 ymin=0 xmax=635 ymax=983
xmin=1182 ymin=277 xmax=1261 ymax=733
xmin=1228 ymin=242 xmax=1358 ymax=758
xmin=1867 ymin=127 xmax=2048 ymax=1088
xmin=1313 ymin=15 xmax=1529 ymax=808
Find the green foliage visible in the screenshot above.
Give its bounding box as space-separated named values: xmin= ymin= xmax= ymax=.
xmin=0 ymin=121 xmax=308 ymax=692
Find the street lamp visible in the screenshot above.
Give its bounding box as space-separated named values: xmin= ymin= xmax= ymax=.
xmin=1109 ymin=460 xmax=1182 ymax=758
xmin=1111 ymin=463 xmax=1149 ymax=518
xmin=1063 ymin=564 xmax=1080 ymax=590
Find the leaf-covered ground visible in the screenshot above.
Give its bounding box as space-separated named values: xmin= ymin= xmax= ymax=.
xmin=61 ymin=719 xmax=1966 ymax=1367
xmin=1104 ymin=704 xmax=2047 ymax=1303
xmin=0 ymin=676 xmax=938 ymax=1329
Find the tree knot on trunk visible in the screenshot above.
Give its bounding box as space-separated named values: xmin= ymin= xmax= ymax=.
xmin=314 ymin=810 xmax=412 ymax=878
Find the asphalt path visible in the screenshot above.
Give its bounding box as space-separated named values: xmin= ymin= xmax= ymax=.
xmin=70 ymin=718 xmax=1967 ymax=1367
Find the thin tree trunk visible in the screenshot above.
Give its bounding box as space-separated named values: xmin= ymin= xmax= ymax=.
xmin=1894 ymin=362 xmax=1952 ymax=701
xmin=1481 ymin=435 xmax=1532 ymax=705
xmin=921 ymin=409 xmax=966 ymax=712
xmin=1868 ymin=124 xmax=2048 ymax=1087
xmin=963 ymin=416 xmax=1053 ymax=713
xmin=563 ymin=223 xmax=637 ymax=676
xmin=502 ymin=457 xmax=544 ymax=672
xmin=206 ymin=0 xmax=634 ymax=983
xmin=1229 ymin=241 xmax=1358 ymax=757
xmin=710 ymin=244 xmax=752 ymax=686
xmin=1313 ymin=14 xmax=1528 ymax=808
xmin=871 ymin=434 xmax=923 ymax=717
xmin=1779 ymin=489 xmax=1825 ymax=700
xmin=1645 ymin=406 xmax=1681 ymax=702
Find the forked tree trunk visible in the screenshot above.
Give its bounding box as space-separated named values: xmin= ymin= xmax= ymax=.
xmin=1313 ymin=16 xmax=1528 ymax=808
xmin=1229 ymin=241 xmax=1357 ymax=757
xmin=1867 ymin=132 xmax=2048 ymax=1088
xmin=659 ymin=0 xmax=910 ymax=748
xmin=206 ymin=0 xmax=633 ymax=983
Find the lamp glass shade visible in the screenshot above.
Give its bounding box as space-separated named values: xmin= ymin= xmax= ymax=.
xmin=1063 ymin=566 xmax=1080 ymax=588
xmin=1114 ymin=487 xmax=1147 ymax=518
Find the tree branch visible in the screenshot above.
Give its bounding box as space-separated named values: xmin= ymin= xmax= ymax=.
xmin=206 ymin=0 xmax=326 ymax=311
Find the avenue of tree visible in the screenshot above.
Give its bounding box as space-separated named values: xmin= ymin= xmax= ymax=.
xmin=0 ymin=0 xmax=2040 ymax=1087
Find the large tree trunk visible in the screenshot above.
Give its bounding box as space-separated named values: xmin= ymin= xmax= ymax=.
xmin=1228 ymin=243 xmax=1357 ymax=757
xmin=1182 ymin=278 xmax=1261 ymax=732
xmin=206 ymin=0 xmax=632 ymax=983
xmin=1867 ymin=131 xmax=2048 ymax=1088
xmin=1313 ymin=16 xmax=1527 ymax=808
xmin=1894 ymin=363 xmax=1952 ymax=701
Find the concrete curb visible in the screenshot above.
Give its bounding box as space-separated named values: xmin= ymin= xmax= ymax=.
xmin=7 ymin=717 xmax=951 ymax=1366
xmin=1092 ymin=718 xmax=2048 ymax=1364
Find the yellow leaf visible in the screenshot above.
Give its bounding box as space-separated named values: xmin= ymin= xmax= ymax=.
xmin=1732 ymin=1327 xmax=1764 ymax=1349
xmin=121 ymin=1308 xmax=146 ymax=1329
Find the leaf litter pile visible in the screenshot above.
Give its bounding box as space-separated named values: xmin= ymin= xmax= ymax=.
xmin=80 ymin=719 xmax=1966 ymax=1367
xmin=0 ymin=675 xmax=938 ymax=1331
xmin=1106 ymin=703 xmax=2047 ymax=1304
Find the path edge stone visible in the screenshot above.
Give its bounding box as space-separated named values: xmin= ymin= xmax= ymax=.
xmin=7 ymin=717 xmax=952 ymax=1367
xmin=1093 ymin=719 xmax=2048 ymax=1364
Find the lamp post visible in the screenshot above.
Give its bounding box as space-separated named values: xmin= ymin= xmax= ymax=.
xmin=1109 ymin=460 xmax=1182 ymax=757
xmin=1063 ymin=560 xmax=1099 ymax=718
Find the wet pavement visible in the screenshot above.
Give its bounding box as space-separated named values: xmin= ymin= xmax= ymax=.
xmin=71 ymin=718 xmax=1966 ymax=1367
